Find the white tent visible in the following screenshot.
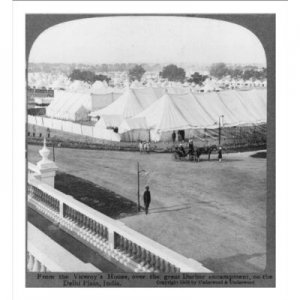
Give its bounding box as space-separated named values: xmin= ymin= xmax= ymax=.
xmin=91 ymin=80 xmax=108 ymax=91
xmin=68 ymin=80 xmax=91 ymax=92
xmin=131 ymin=87 xmax=164 ymax=109
xmin=90 ymin=88 xmax=144 ymax=119
xmin=90 ymin=92 xmax=122 ymax=111
xmin=93 ymin=126 xmax=121 ymax=142
xmin=46 ymin=91 xmax=91 ymax=121
xmin=127 ymin=89 xmax=267 ymax=142
xmin=119 ymin=117 xmax=150 ymax=142
xmin=135 ymin=93 xmax=194 ymax=132
xmin=94 ymin=115 xmax=124 ymax=130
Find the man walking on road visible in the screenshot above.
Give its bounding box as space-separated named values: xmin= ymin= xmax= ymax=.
xmin=143 ymin=186 xmax=151 ymax=215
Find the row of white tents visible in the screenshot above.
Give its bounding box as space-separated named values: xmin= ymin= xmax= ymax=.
xmin=94 ymin=88 xmax=266 ymax=142
xmin=44 ymin=86 xmax=266 ymax=142
xmin=46 ymin=90 xmax=122 ymax=121
xmin=46 ymin=86 xmax=190 ymax=122
xmin=28 ymin=72 xmax=266 ymax=94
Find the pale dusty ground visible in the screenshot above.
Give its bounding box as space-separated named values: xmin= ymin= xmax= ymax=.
xmin=28 ymin=145 xmax=266 ymax=272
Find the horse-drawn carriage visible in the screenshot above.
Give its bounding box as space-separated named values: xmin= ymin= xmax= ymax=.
xmin=173 ymin=145 xmax=219 ymax=162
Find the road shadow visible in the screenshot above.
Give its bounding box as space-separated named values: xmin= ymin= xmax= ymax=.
xmin=251 ymin=151 xmax=267 ymax=158
xmin=55 ymin=171 xmax=139 ymax=219
xmin=201 ymin=252 xmax=266 ymax=273
xmin=147 ymin=204 xmax=191 ymax=214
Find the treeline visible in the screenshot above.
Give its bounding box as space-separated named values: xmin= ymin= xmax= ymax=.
xmin=30 ymin=63 xmax=267 ymax=85
xmin=29 ymin=63 xmax=163 ymax=73
xmin=209 ymin=63 xmax=267 ymax=80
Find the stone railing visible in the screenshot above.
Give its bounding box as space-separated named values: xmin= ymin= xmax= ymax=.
xmin=28 ymin=162 xmax=39 ymax=175
xmin=28 ymin=176 xmax=211 ymax=273
xmin=27 ymin=222 xmax=100 ymax=272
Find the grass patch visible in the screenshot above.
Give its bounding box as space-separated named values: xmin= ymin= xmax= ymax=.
xmin=55 ymin=171 xmax=139 ymax=219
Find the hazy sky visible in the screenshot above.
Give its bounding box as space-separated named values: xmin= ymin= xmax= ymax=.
xmin=29 ymin=16 xmax=266 ymax=65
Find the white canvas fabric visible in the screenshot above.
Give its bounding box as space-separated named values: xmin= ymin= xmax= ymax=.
xmin=193 ymin=92 xmax=241 ymax=126
xmin=82 ymin=125 xmax=94 ymax=137
xmin=91 ymin=88 xmax=144 ymax=119
xmin=172 ymin=93 xmax=217 ymax=128
xmin=62 ymin=121 xmax=73 ymax=133
xmin=235 ymin=89 xmax=267 ymax=124
xmin=132 ymin=87 xmax=163 ymax=109
xmin=43 ymin=117 xmax=53 ymax=128
xmin=118 ymin=117 xmax=148 ymax=134
xmin=95 ymin=115 xmax=124 ymax=129
xmin=93 ymin=126 xmax=121 ymax=142
xmin=135 ymin=93 xmax=195 ymax=132
xmin=28 ymin=115 xmax=36 ymax=125
xmin=72 ymin=123 xmax=82 ymax=135
xmin=36 ymin=117 xmax=44 ymax=127
xmin=91 ymin=80 xmax=108 ymax=91
xmin=90 ymin=92 xmax=121 ymax=111
xmin=46 ymin=91 xmax=91 ymax=121
xmin=52 ymin=119 xmax=63 ymax=130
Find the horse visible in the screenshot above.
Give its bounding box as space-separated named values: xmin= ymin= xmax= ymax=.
xmin=195 ymin=145 xmax=218 ymax=162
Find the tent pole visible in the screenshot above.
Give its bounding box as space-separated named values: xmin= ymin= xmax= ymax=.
xmin=52 ymin=143 xmax=55 ymax=162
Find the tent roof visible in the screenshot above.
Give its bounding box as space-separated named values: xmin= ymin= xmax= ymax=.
xmin=91 ymin=88 xmax=144 ymax=119
xmin=119 ymin=117 xmax=148 ymax=134
xmin=95 ymin=115 xmax=124 ymax=128
xmin=46 ymin=91 xmax=91 ymax=120
xmin=134 ymin=93 xmax=196 ymax=132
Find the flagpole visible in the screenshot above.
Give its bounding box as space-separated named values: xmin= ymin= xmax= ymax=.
xmin=137 ymin=162 xmax=140 ymax=212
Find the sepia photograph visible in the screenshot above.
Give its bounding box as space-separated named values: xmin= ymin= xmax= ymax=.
xmin=25 ymin=14 xmax=274 ymax=287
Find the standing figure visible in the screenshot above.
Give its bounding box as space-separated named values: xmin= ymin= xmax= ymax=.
xmin=139 ymin=141 xmax=143 ymax=154
xmin=188 ymin=139 xmax=194 ymax=157
xmin=208 ymin=146 xmax=212 ymax=161
xmin=172 ymin=131 xmax=176 ymax=144
xmin=145 ymin=141 xmax=150 ymax=154
xmin=143 ymin=186 xmax=151 ymax=215
xmin=218 ymin=146 xmax=223 ymax=162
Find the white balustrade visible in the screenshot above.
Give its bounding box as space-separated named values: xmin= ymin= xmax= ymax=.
xmin=27 ymin=252 xmax=48 ymax=272
xmin=28 ymin=175 xmax=211 ymax=273
xmin=28 ymin=223 xmax=100 ymax=272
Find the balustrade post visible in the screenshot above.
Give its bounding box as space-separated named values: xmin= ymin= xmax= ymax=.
xmin=108 ymin=229 xmax=115 ymax=250
xmin=155 ymin=257 xmax=161 ymax=271
xmin=40 ymin=264 xmax=47 ymax=272
xmin=32 ymin=258 xmax=41 ymax=272
xmin=119 ymin=236 xmax=124 ymax=251
xmin=141 ymin=249 xmax=146 ymax=265
xmin=136 ymin=246 xmax=142 ymax=262
xmin=27 ymin=253 xmax=34 ymax=271
xmin=160 ymin=260 xmax=166 ymax=272
xmin=165 ymin=262 xmax=171 ymax=273
xmin=36 ymin=138 xmax=58 ymax=187
xmin=59 ymin=202 xmax=64 ymax=218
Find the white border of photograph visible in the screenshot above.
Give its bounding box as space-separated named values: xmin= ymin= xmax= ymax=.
xmin=8 ymin=0 xmax=296 ymax=299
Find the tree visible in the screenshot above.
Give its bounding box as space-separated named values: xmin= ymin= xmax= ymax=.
xmin=69 ymin=69 xmax=110 ymax=84
xmin=187 ymin=72 xmax=208 ymax=85
xmin=159 ymin=64 xmax=186 ymax=82
xmin=128 ymin=65 xmax=146 ymax=82
xmin=209 ymin=63 xmax=229 ymax=79
xmin=227 ymin=67 xmax=243 ymax=79
xmin=94 ymin=74 xmax=111 ymax=83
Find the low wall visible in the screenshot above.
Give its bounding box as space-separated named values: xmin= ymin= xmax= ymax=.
xmin=28 ymin=116 xmax=94 ymax=138
xmin=28 ymin=175 xmax=211 ymax=273
xmin=28 ymin=115 xmax=121 ymax=142
xmin=28 ymin=222 xmax=100 ymax=272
